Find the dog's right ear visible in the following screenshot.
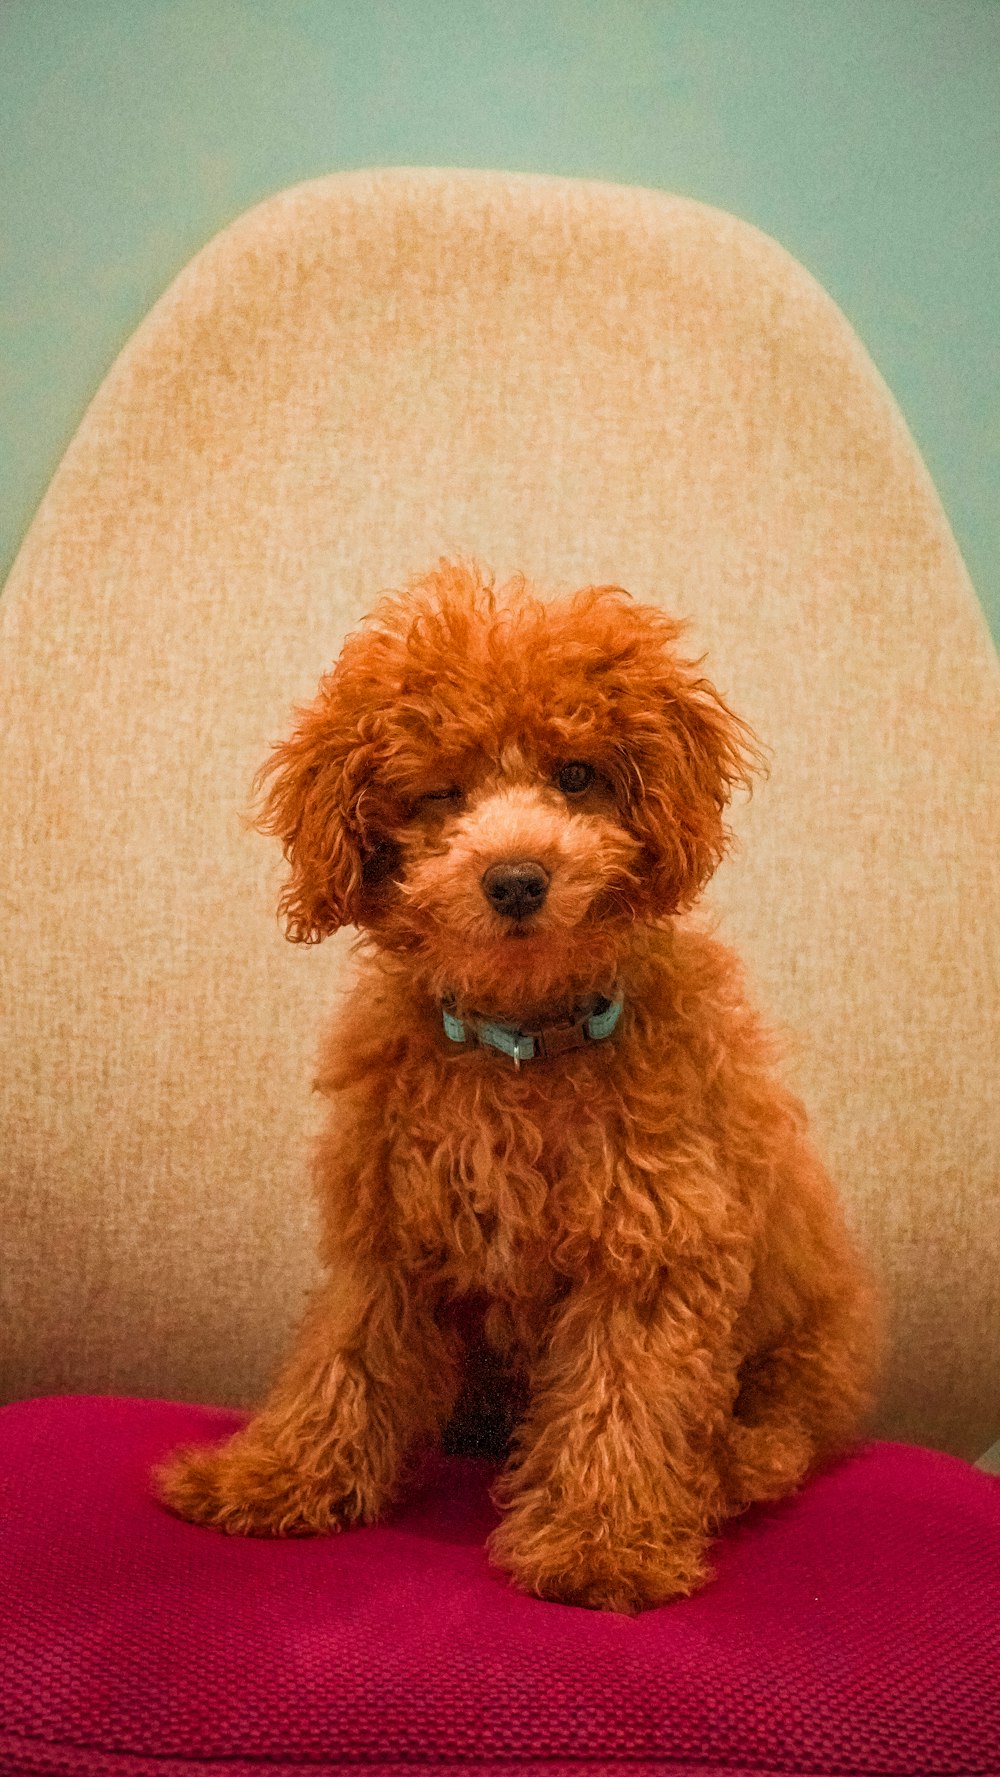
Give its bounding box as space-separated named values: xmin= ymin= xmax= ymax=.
xmin=251 ymin=665 xmax=384 ymax=944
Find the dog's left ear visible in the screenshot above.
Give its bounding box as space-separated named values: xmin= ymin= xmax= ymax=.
xmin=627 ymin=637 xmax=766 ymax=914
xmin=251 ymin=642 xmax=395 ymax=942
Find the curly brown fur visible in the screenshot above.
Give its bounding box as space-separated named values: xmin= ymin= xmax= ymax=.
xmin=156 ymin=561 xmax=881 ymax=1613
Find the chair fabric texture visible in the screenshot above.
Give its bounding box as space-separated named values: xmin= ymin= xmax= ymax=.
xmin=0 ymin=168 xmax=997 ymax=1458
xmin=0 ymin=1395 xmax=998 ymax=1777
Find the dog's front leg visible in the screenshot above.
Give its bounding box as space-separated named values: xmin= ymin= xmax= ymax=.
xmin=155 ymin=1262 xmax=459 ymax=1535
xmin=487 ymin=1270 xmax=735 ymax=1612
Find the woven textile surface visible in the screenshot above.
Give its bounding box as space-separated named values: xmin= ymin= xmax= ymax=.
xmin=0 ymin=1395 xmax=997 ymax=1776
xmin=0 ymin=169 xmax=997 ymax=1455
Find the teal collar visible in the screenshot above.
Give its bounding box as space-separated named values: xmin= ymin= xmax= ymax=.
xmin=442 ymin=995 xmax=623 ymax=1064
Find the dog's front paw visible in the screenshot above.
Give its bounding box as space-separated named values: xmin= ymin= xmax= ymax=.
xmin=487 ymin=1499 xmax=712 ymax=1614
xmin=154 ymin=1434 xmax=352 ymax=1537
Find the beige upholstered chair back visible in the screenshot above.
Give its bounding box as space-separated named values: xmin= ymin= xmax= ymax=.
xmin=1 ymin=170 xmax=996 ymax=1459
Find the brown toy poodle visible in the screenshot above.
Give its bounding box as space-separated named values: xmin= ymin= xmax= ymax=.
xmin=156 ymin=561 xmax=880 ymax=1613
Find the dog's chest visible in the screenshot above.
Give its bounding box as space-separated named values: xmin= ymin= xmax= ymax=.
xmin=386 ymin=1062 xmax=612 ymax=1295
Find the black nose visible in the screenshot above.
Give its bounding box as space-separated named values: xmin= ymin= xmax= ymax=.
xmin=481 ymin=860 xmax=550 ymax=920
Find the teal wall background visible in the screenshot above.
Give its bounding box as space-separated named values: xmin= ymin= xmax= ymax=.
xmin=2 ymin=0 xmax=998 ymax=639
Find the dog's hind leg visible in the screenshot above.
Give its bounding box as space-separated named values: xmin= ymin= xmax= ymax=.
xmin=154 ymin=1263 xmax=461 ymax=1535
xmin=719 ymin=1272 xmax=883 ymax=1515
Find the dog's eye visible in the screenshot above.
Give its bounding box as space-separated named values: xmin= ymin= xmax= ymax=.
xmin=555 ymin=761 xmax=595 ymax=795
xmin=421 ymin=787 xmax=462 ymax=804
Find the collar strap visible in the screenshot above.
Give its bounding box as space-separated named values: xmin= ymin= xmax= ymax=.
xmin=442 ymin=995 xmax=623 ymax=1064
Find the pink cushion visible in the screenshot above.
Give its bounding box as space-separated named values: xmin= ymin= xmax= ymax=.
xmin=0 ymin=1396 xmax=997 ymax=1776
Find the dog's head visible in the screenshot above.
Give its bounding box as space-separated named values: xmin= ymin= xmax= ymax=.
xmin=254 ymin=563 xmax=761 ymax=1007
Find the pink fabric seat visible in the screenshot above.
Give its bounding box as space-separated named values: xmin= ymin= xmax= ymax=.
xmin=0 ymin=1396 xmax=997 ymax=1776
